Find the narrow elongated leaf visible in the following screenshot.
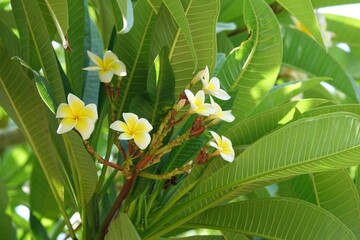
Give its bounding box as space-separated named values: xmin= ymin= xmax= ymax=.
xmin=105 ymin=213 xmax=141 ymax=240
xmin=313 ymin=170 xmax=360 ymax=238
xmin=162 ymin=0 xmax=197 ymax=69
xmin=114 ymin=0 xmax=157 ymax=115
xmin=90 ymin=0 xmax=114 ymax=47
xmin=12 ymin=0 xmax=65 ymax=104
xmin=66 ymin=0 xmax=90 ymax=97
xmin=277 ymin=0 xmax=324 ymax=47
xmin=217 ymin=0 xmax=282 ymax=125
xmin=83 ymin=19 xmax=102 ymax=106
xmin=147 ymin=0 xmax=162 ymax=14
xmin=63 ymin=132 xmax=98 ymax=205
xmin=30 ymin=158 xmax=59 ymax=219
xmin=311 ymin=0 xmax=360 ymax=8
xmin=329 ymin=47 xmax=360 ymax=80
xmin=130 ymin=48 xmax=175 ymax=127
xmin=221 ymin=232 xmax=249 ymax=240
xmin=282 ymin=26 xmax=360 ymax=102
xmin=0 ymin=181 xmax=14 ymax=240
xmin=225 ymin=99 xmax=329 ymax=147
xmin=0 ymin=45 xmax=74 ymax=234
xmin=151 ymin=0 xmax=219 ymax=96
xmin=303 ymin=104 xmax=360 ymax=117
xmin=12 ymin=56 xmax=57 ymax=113
xmin=0 ymin=20 xmax=20 ymax=57
xmin=253 ymin=77 xmax=329 ymax=113
xmin=325 ymin=14 xmax=360 ymax=48
xmin=112 ymin=0 xmax=134 ymax=34
xmin=11 ymin=0 xmax=41 ymax=71
xmin=186 ymin=198 xmax=356 ymax=239
xmin=43 ymin=0 xmax=68 ymax=48
xmin=144 ymin=112 xmax=360 ymax=238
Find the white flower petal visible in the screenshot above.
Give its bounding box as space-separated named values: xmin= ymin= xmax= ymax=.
xmin=196 ymin=103 xmax=216 ymax=116
xmin=135 ymin=118 xmax=153 ymax=132
xmin=123 ymin=113 xmax=139 ymax=131
xmin=194 ymin=90 xmax=206 ymax=105
xmin=68 ymin=93 xmax=85 ymax=115
xmin=134 ymin=132 xmax=151 ymax=150
xmin=184 ymin=89 xmax=195 ymax=102
xmin=119 ymin=132 xmax=134 ymax=140
xmin=56 ymin=103 xmax=73 ymax=118
xmin=79 ymin=104 xmax=98 ymax=122
xmin=83 ymin=66 xmax=101 ymax=71
xmin=87 ymin=51 xmax=103 ymax=67
xmin=110 ymin=60 xmax=127 ymax=77
xmin=220 ymin=151 xmax=234 ymax=162
xmin=220 ymin=110 xmax=235 ymax=122
xmin=75 ymin=117 xmax=95 ymax=140
xmin=209 ymin=141 xmax=219 ymax=150
xmin=110 ymin=120 xmax=129 ymax=133
xmin=103 ymin=51 xmax=119 ymax=67
xmin=209 ymin=131 xmax=221 ymax=145
xmin=203 ymin=66 xmax=210 ymax=81
xmin=211 ymin=88 xmax=231 ymax=100
xmin=57 ymin=118 xmax=76 ymax=134
xmin=99 ymin=70 xmax=114 ymax=83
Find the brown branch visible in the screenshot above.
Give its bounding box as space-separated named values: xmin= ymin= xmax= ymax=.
xmin=97 ymin=176 xmax=136 ymax=239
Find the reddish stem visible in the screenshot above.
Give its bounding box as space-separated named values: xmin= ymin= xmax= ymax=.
xmin=98 ymin=176 xmax=136 ymax=239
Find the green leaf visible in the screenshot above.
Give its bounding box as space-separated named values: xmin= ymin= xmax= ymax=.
xmin=144 ymin=112 xmax=360 ymax=238
xmin=225 ymin=99 xmax=329 ymax=147
xmin=221 ymin=231 xmax=249 ymax=240
xmin=303 ymin=104 xmax=360 ymax=117
xmin=0 ymin=19 xmax=20 ymax=57
xmin=253 ymin=77 xmax=330 ymax=113
xmin=114 ymin=0 xmax=157 ymax=115
xmin=216 ymin=0 xmax=282 ymax=124
xmin=276 ymin=0 xmax=325 ymax=48
xmin=186 ymin=198 xmax=356 ymax=239
xmin=105 ymin=213 xmax=141 ymax=240
xmin=112 ymin=0 xmax=134 ymax=34
xmin=83 ymin=19 xmax=102 ymax=106
xmin=151 ymin=0 xmax=219 ymax=96
xmin=147 ymin=0 xmax=162 ymax=14
xmin=12 ymin=56 xmax=57 ymax=114
xmin=90 ymin=0 xmax=114 ymax=47
xmin=0 ymin=45 xmax=74 ymax=237
xmin=42 ymin=0 xmax=69 ymax=48
xmin=30 ymin=157 xmax=59 ymax=220
xmin=12 ymin=0 xmax=65 ymax=104
xmin=329 ymin=47 xmax=360 ymax=80
xmin=66 ymin=0 xmax=90 ymax=97
xmin=0 ymin=180 xmax=15 ymax=240
xmin=311 ymin=0 xmax=360 ymax=8
xmin=325 ymin=14 xmax=360 ymax=48
xmin=313 ymin=170 xmax=360 ymax=238
xmin=63 ymin=132 xmax=98 ymax=205
xmin=282 ymin=26 xmax=360 ymax=102
xmin=130 ymin=47 xmax=175 ymax=127
xmin=168 ymin=237 xmax=224 ymax=240
xmin=162 ymin=0 xmax=197 ymax=69
xmin=30 ymin=213 xmax=50 ymax=240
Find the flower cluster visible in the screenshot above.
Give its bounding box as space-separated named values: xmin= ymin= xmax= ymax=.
xmin=184 ymin=65 xmax=235 ymax=162
xmin=55 ymin=51 xmax=236 ymax=181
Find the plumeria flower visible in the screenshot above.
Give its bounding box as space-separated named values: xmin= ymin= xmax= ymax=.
xmin=208 ymin=97 xmax=235 ymax=123
xmin=209 ymin=131 xmax=235 ymax=162
xmin=200 ymin=66 xmax=230 ymax=100
xmin=110 ymin=113 xmax=153 ymax=150
xmin=56 ymin=93 xmax=98 ymax=140
xmin=83 ymin=50 xmax=127 ymax=83
xmin=184 ymin=89 xmax=216 ymax=116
